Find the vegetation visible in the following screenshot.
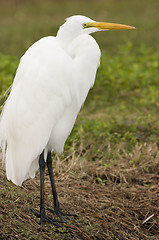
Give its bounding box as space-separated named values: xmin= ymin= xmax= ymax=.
xmin=0 ymin=0 xmax=158 ymax=239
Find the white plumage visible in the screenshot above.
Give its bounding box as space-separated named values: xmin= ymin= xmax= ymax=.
xmin=0 ymin=16 xmax=101 ymax=186
xmin=0 ymin=15 xmax=135 ymax=187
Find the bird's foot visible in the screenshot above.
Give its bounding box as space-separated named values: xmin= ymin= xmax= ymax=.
xmin=47 ymin=206 xmax=78 ymax=221
xmin=30 ymin=208 xmax=65 ymax=226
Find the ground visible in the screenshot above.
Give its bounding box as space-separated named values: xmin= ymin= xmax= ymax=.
xmin=0 ymin=142 xmax=158 ymax=239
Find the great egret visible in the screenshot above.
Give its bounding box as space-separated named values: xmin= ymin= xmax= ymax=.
xmin=0 ymin=15 xmax=135 ymax=224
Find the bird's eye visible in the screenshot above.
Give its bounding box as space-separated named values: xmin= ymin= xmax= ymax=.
xmin=82 ymin=23 xmax=87 ymax=28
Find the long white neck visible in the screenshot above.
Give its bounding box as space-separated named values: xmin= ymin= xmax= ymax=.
xmin=56 ymin=23 xmax=81 ymax=49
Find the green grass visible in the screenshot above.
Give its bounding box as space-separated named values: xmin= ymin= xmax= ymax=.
xmin=1 ymin=42 xmax=159 ymax=161
xmin=65 ymin=43 xmax=159 ymax=157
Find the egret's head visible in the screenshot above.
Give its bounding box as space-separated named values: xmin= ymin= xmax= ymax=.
xmin=57 ymin=15 xmax=135 ymax=45
xmin=66 ymin=15 xmax=135 ymax=33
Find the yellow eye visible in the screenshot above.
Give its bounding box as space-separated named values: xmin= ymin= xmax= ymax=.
xmin=82 ymin=23 xmax=87 ymax=28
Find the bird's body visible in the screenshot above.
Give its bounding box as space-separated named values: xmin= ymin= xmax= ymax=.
xmin=0 ymin=16 xmax=101 ymax=186
xmin=0 ymin=15 xmax=135 ymax=224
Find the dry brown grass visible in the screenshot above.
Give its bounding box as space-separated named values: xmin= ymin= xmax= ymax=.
xmin=0 ymin=142 xmax=159 ymax=239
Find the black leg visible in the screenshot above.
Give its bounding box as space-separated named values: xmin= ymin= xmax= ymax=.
xmin=46 ymin=151 xmax=77 ymax=220
xmin=39 ymin=150 xmax=46 ymax=223
xmin=31 ymin=151 xmax=63 ymax=226
xmin=46 ymin=151 xmax=61 ymax=210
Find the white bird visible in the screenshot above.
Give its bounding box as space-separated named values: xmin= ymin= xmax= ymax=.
xmin=0 ymin=15 xmax=135 ymax=224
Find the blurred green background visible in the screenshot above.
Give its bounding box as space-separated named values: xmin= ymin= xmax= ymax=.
xmin=0 ymin=0 xmax=159 ymax=57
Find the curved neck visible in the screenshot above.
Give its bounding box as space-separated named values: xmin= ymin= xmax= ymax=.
xmin=56 ymin=29 xmax=78 ymax=49
xmin=56 ymin=21 xmax=84 ymax=49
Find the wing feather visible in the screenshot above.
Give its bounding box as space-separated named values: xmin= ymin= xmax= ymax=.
xmin=0 ymin=37 xmax=74 ymax=185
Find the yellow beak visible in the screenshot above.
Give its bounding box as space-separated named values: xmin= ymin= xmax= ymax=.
xmin=83 ymin=22 xmax=135 ymax=30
